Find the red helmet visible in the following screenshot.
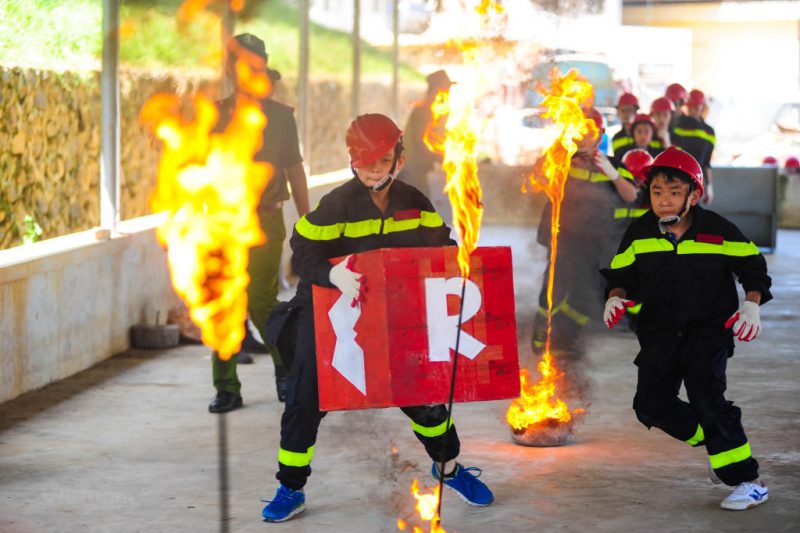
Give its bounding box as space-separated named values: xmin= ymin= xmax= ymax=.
xmin=786 ymin=156 xmax=800 ymax=169
xmin=583 ymin=107 xmax=605 ymax=133
xmin=762 ymin=156 xmax=778 ymax=166
xmin=617 ymin=92 xmax=639 ymax=109
xmin=687 ymin=89 xmax=706 ymax=108
xmin=643 ymin=146 xmax=704 ymax=197
xmin=665 ymin=83 xmax=688 ymax=103
xmin=622 ymin=149 xmax=654 ymax=184
xmin=650 ymin=97 xmax=675 ymax=114
xmin=346 ymin=113 xmax=403 ymax=167
xmin=631 ymin=113 xmax=655 ymax=132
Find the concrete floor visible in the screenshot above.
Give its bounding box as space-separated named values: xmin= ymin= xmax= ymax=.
xmin=1 ymin=227 xmax=799 ymax=533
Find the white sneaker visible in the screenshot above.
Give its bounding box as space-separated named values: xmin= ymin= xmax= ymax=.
xmin=720 ymin=482 xmax=769 ymax=510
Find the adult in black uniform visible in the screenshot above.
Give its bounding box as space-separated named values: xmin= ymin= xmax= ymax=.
xmin=260 ymin=114 xmax=493 ymax=523
xmin=208 ymin=33 xmax=310 ymax=413
xmin=674 ymin=89 xmax=715 ymax=205
xmin=398 ymin=70 xmax=453 ymax=198
xmin=532 ymin=108 xmax=637 ymax=394
xmin=602 ymin=147 xmax=772 ymax=511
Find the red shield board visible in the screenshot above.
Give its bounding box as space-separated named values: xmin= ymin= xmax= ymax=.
xmin=313 ymin=246 xmax=520 ymax=411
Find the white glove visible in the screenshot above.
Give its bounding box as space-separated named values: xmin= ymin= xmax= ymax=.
xmin=329 ymin=255 xmax=365 ymax=307
xmin=594 ymin=151 xmax=620 ymax=181
xmin=603 ymin=296 xmax=635 ymax=329
xmin=702 ymin=182 xmax=714 ymax=205
xmin=725 ymin=301 xmax=760 ymax=341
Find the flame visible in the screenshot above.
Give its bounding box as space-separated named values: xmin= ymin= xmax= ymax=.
xmin=505 ymin=68 xmax=595 ymax=430
xmin=140 ymin=1 xmax=272 ymax=361
xmin=397 ymin=479 xmax=446 ymax=533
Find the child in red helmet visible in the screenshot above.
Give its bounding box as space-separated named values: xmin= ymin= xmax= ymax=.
xmin=630 ymin=113 xmax=660 ymax=157
xmin=261 ymin=113 xmax=493 ymax=523
xmin=612 ymin=92 xmax=640 ymax=159
xmin=649 ymin=97 xmax=676 ymax=154
xmin=601 ymin=146 xmax=772 ymax=511
xmin=674 ymin=89 xmax=715 ymax=205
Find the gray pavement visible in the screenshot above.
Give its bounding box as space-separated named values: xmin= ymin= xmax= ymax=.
xmin=1 ymin=227 xmax=799 ymax=532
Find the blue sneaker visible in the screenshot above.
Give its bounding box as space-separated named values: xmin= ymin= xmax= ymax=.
xmin=431 ymin=463 xmax=494 ymax=507
xmin=261 ymin=485 xmax=306 ymax=522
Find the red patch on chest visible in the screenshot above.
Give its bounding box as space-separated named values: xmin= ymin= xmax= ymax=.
xmin=393 ymin=208 xmax=421 ymax=221
xmin=696 ymin=233 xmax=724 ymax=245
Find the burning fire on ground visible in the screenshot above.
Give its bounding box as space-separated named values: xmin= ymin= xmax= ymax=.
xmin=504 ymin=68 xmax=592 ymax=446
xmin=139 ymin=0 xmax=270 ymax=361
xmin=397 ymin=479 xmax=447 ymax=533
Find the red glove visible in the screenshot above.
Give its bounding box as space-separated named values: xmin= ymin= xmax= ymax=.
xmin=604 ymin=296 xmax=635 ymax=329
xmin=724 ymin=301 xmax=760 ymax=341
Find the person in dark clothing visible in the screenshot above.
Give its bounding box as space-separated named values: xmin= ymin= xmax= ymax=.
xmin=260 ymin=113 xmax=493 ymax=523
xmin=611 ymin=92 xmax=639 ymax=159
xmin=397 ymin=69 xmax=453 ymax=198
xmin=208 ymin=33 xmax=310 ymax=413
xmin=673 ymin=89 xmax=715 ymax=205
xmin=650 ymin=96 xmax=677 ymax=154
xmin=601 ymin=146 xmax=772 ymax=511
xmin=532 ymin=107 xmax=638 ymax=398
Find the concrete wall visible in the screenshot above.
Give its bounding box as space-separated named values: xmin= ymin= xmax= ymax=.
xmin=0 ymin=215 xmax=179 ymax=403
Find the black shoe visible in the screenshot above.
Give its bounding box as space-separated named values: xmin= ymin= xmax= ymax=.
xmin=237 ymin=352 xmax=254 ymax=365
xmin=208 ymin=391 xmax=243 ymax=413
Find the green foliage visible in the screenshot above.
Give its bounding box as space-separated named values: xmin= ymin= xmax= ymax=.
xmin=0 ymin=0 xmax=421 ymax=80
xmin=22 ymin=215 xmax=42 ymax=244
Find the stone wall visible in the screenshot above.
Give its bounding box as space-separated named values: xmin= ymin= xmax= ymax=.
xmin=0 ymin=64 xmax=425 ymax=250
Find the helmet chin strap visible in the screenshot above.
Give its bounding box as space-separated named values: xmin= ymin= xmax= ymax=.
xmin=658 ymin=193 xmax=692 ymax=233
xmin=353 ymin=151 xmax=400 ymax=192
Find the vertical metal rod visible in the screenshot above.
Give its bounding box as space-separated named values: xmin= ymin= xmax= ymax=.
xmin=218 ymin=411 xmax=230 ymax=533
xmin=352 ymin=0 xmax=361 ymax=117
xmin=100 ymin=0 xmax=120 ymax=231
xmin=391 ymin=0 xmax=399 ymax=121
xmin=299 ymin=0 xmax=311 ymax=168
xmin=436 ymin=278 xmax=468 ymax=524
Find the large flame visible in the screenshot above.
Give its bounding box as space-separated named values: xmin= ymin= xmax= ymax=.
xmin=420 ymin=0 xmax=504 ymax=277
xmin=397 ymin=479 xmax=446 ymax=533
xmin=140 ymin=1 xmax=271 ymax=361
xmin=505 ymin=68 xmax=595 ymax=430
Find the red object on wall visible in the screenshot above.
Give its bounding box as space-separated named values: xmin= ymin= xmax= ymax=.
xmin=313 ymin=246 xmax=520 ymax=411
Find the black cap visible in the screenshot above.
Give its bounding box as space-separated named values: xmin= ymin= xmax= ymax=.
xmin=233 ymin=33 xmax=267 ymax=60
xmin=426 ymin=70 xmax=454 ymax=90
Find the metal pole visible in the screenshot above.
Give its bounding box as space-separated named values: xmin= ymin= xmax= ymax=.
xmin=352 ymin=0 xmax=361 ymax=117
xmin=391 ymin=0 xmax=399 ymax=121
xmin=100 ymin=0 xmax=120 ymax=231
xmin=299 ymin=0 xmax=310 ymax=167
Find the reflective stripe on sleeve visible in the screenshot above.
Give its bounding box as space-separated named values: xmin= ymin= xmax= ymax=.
xmin=383 ymin=210 xmax=444 ymax=234
xmin=278 ymin=445 xmax=316 ymax=467
xmin=411 ymin=418 xmax=454 ymax=438
xmin=614 ymin=208 xmax=649 ymax=219
xmin=709 ymin=442 xmax=751 ymax=469
xmin=295 ymin=216 xmax=344 ymax=241
xmin=569 ymin=167 xmax=612 ymax=182
xmin=612 ymin=136 xmax=633 ymax=151
xmin=610 ymin=238 xmax=675 ymax=269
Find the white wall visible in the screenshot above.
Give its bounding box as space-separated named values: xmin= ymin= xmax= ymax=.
xmin=0 ymin=215 xmax=179 ymax=403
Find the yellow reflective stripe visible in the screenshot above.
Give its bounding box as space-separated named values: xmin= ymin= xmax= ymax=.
xmin=674 ymin=127 xmax=716 ymax=145
xmin=677 ymin=240 xmax=760 ymax=257
xmin=649 ymin=139 xmax=663 ymax=149
xmin=610 ymin=238 xmax=674 ymax=269
xmin=419 ymin=210 xmax=444 ymax=228
xmin=614 ymin=208 xmax=650 ymax=219
xmin=383 ymin=211 xmax=445 ymax=235
xmin=295 ymin=216 xmax=344 ymax=241
xmin=411 ymin=418 xmax=454 ymax=438
xmin=278 ymin=446 xmax=315 ymax=467
xmin=627 ymin=302 xmax=642 ymax=315
xmin=686 ymin=424 xmax=705 ymax=446
xmin=618 ymin=168 xmax=634 ymax=181
xmin=709 ymin=442 xmax=751 ymax=469
xmin=612 ymin=136 xmax=633 ymax=150
xmin=343 ymin=219 xmax=382 ymax=238
xmin=569 ymin=167 xmax=611 ymax=182
xmin=559 ymin=300 xmax=589 ymax=326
